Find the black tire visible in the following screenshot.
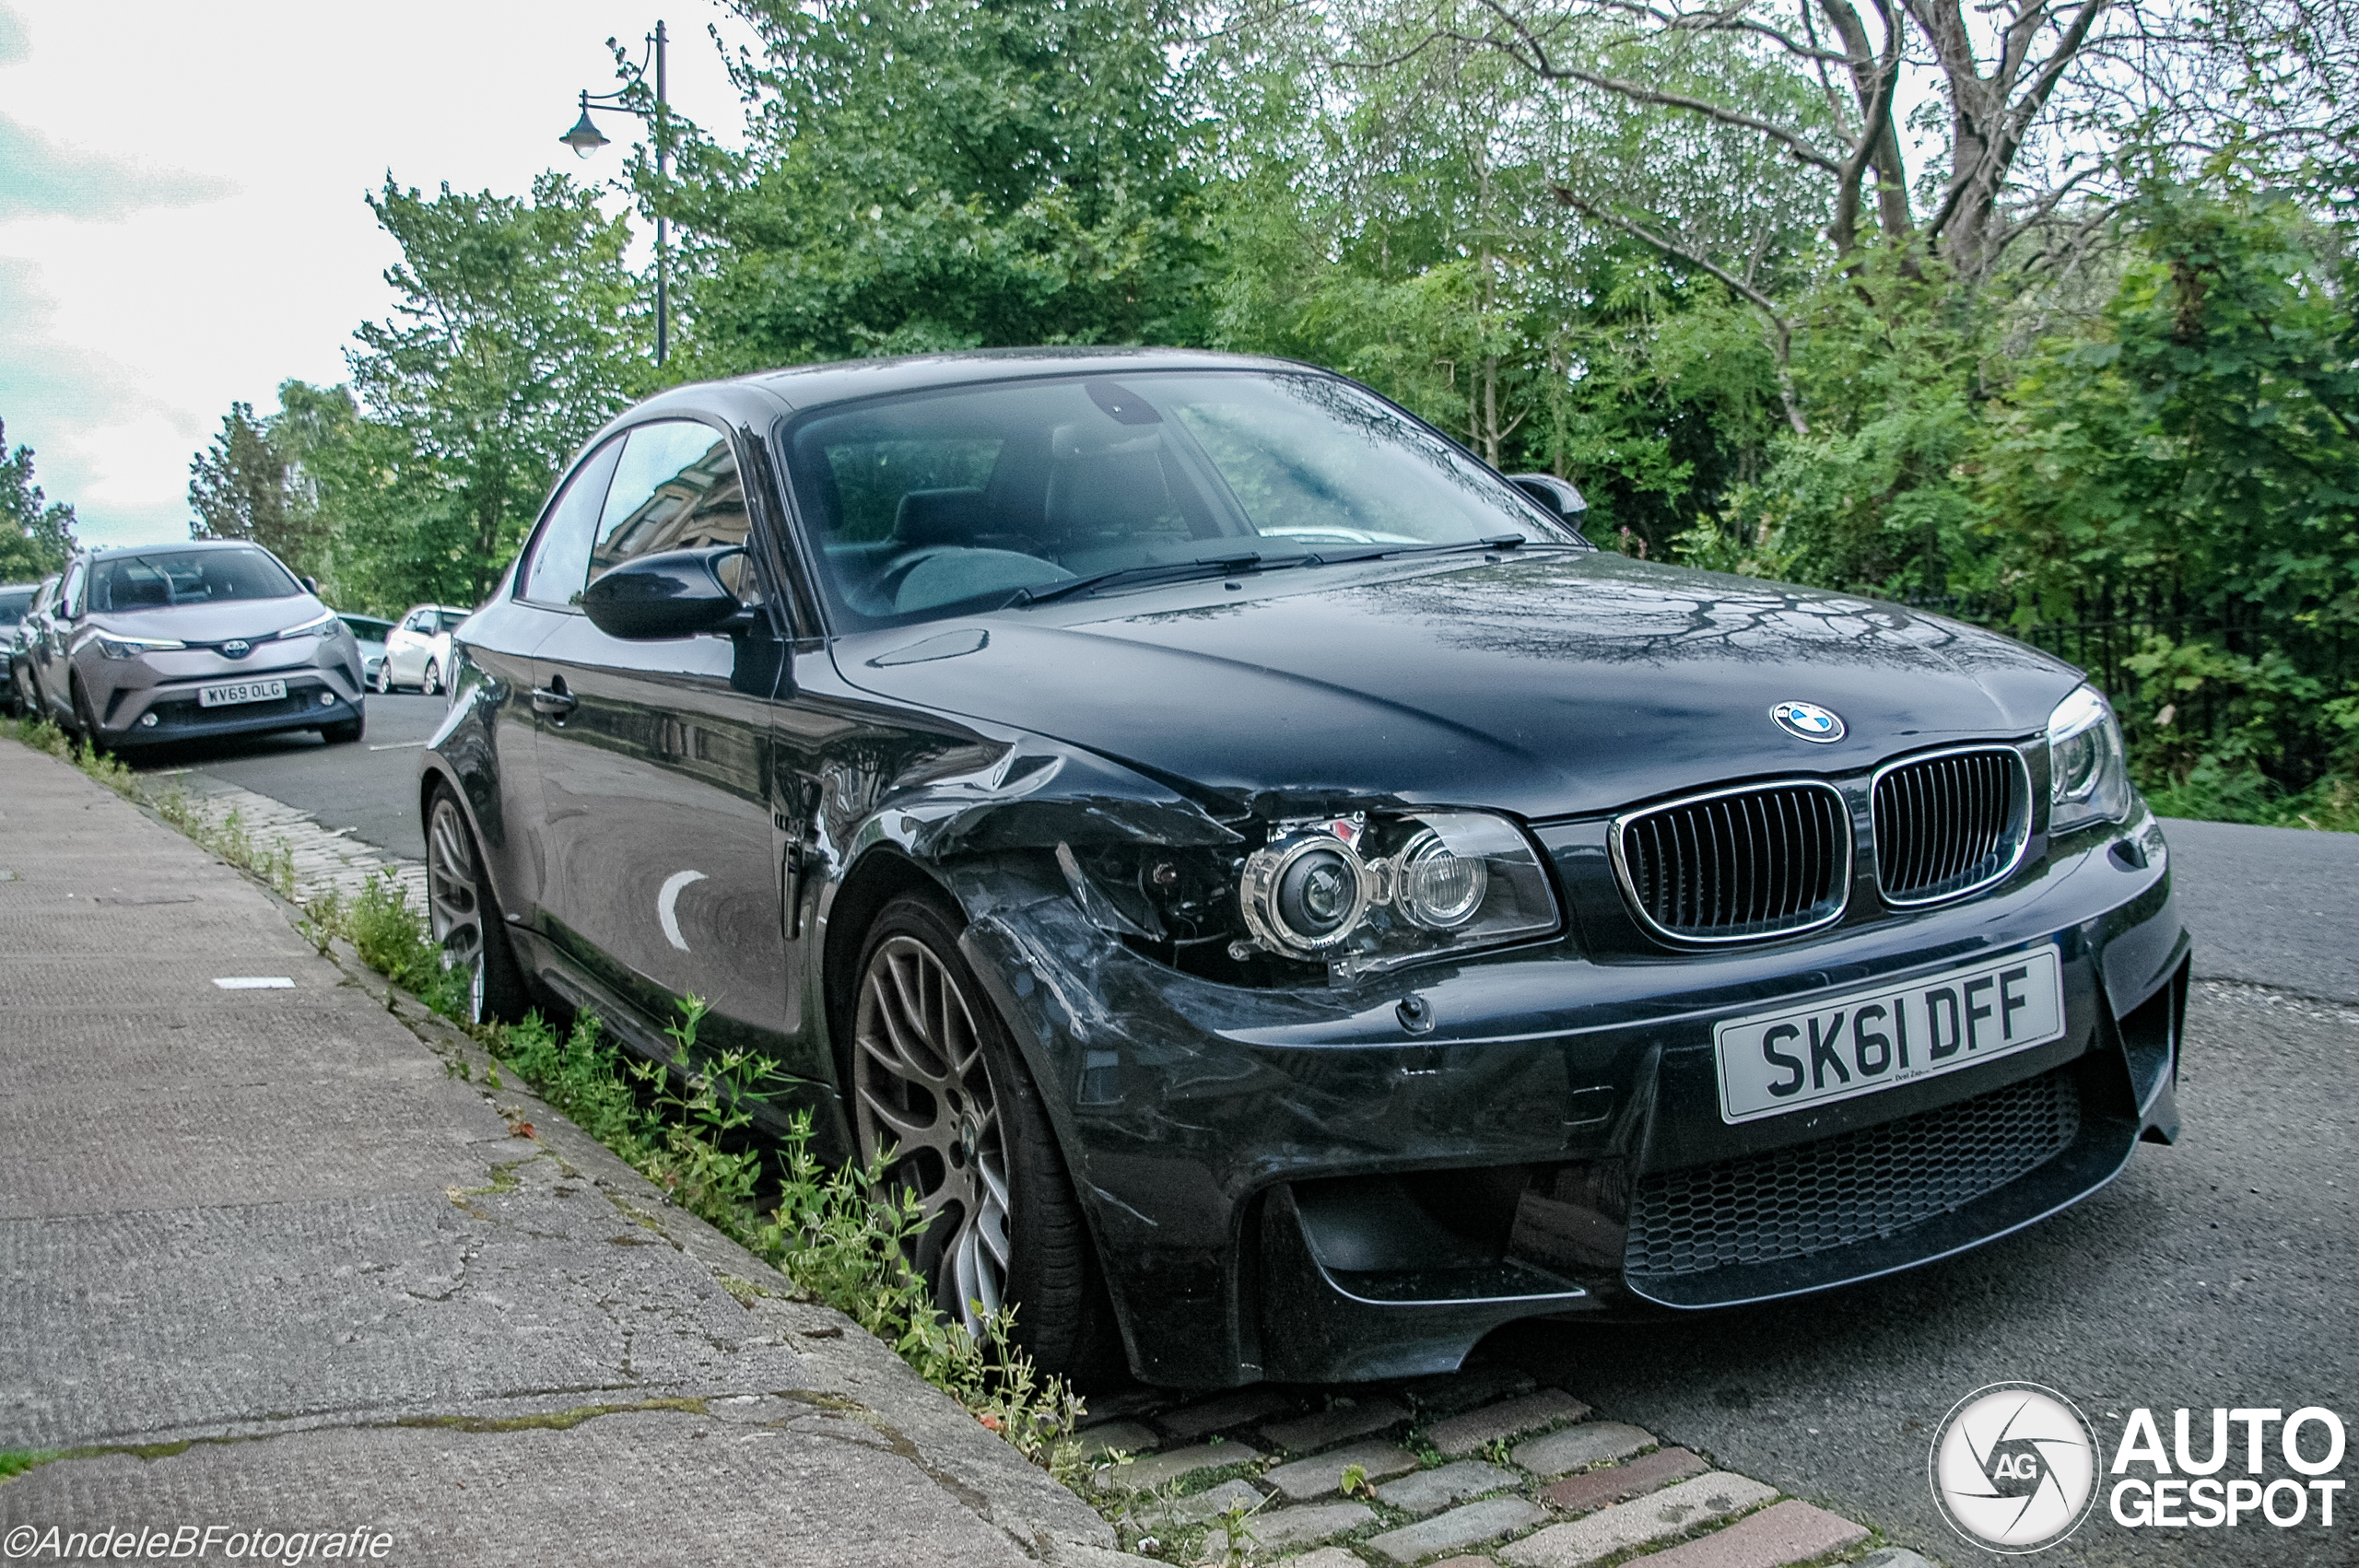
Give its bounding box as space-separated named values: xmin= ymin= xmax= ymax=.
xmin=421 ymin=659 xmax=442 ymax=697
xmin=423 ymin=783 xmax=529 ymax=1024
xmin=68 ymin=675 xmax=102 ymax=750
xmin=371 ymin=662 xmax=392 ymax=695
xmin=322 ymin=710 xmax=365 ymax=744
xmin=850 ymin=890 xmax=1121 ymax=1381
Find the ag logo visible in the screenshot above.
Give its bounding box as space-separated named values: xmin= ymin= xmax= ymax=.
xmin=1769 ymin=699 xmax=1844 ymax=743
xmin=1930 ymin=1382 xmax=2099 ymax=1553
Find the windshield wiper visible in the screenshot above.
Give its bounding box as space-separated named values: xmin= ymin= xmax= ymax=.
xmin=1298 ymin=534 xmax=1536 ymax=568
xmin=1007 ymin=550 xmax=1298 ymax=608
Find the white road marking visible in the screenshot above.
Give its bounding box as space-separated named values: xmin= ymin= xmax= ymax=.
xmin=658 ymin=869 xmax=708 ymax=953
xmin=213 ymin=977 xmax=294 ymax=989
xmin=369 ymin=741 xmax=426 ymax=751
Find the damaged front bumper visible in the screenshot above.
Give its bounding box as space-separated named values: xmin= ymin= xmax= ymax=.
xmin=946 ymin=813 xmax=2189 ymax=1388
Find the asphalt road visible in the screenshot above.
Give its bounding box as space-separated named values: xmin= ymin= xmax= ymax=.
xmin=120 ymin=723 xmax=2359 ymax=1565
xmin=130 ymin=692 xmax=449 ymax=861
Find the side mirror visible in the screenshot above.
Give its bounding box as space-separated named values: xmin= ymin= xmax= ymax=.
xmin=301 ymin=575 xmax=319 ymax=594
xmin=1508 ymin=473 xmax=1588 ymax=521
xmin=581 ymin=546 xmax=754 ymax=640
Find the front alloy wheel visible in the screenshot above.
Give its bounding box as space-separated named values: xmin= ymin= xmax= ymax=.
xmin=854 ymin=930 xmax=1013 ymax=1337
xmin=848 ymin=893 xmax=1120 ymax=1378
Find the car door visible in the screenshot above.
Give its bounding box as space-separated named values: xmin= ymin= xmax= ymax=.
xmin=388 ymin=610 xmax=428 ymax=686
xmin=453 ymin=439 xmax=627 ymax=929
xmin=37 ymin=559 xmax=84 ymax=720
xmin=532 ymin=416 xmax=793 ymax=1061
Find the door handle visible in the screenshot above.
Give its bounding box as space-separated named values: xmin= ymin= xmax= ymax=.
xmin=531 ymin=678 xmax=577 ymax=720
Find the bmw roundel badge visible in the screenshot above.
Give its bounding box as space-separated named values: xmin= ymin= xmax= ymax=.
xmin=1770 ymin=700 xmax=1844 ymax=743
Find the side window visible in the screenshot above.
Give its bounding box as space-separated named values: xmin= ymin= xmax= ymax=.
xmin=60 ymin=562 xmax=85 ymax=616
xmin=520 ymin=438 xmax=624 ymax=608
xmin=590 ymin=421 xmax=759 ymax=603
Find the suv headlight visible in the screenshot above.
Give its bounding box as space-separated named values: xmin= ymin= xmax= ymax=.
xmin=274 ymin=609 xmax=338 ymax=640
xmin=94 ymin=633 xmax=186 ymax=659
xmin=1237 ymin=810 xmax=1559 ymax=978
xmin=2047 ymin=684 xmax=2133 ymax=834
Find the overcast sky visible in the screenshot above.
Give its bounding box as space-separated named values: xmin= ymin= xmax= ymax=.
xmin=0 ymin=1 xmax=755 ymax=550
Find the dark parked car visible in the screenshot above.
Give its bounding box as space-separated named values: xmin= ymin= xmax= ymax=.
xmin=2 ymin=578 xmax=46 ymax=717
xmin=420 ymin=350 xmax=2188 ymax=1388
xmin=40 ymin=541 xmax=366 ymax=749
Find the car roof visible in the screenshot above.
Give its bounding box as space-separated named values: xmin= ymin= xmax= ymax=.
xmin=745 ymin=346 xmax=1305 ymax=412
xmin=80 ymin=538 xmax=281 ymax=563
xmin=595 ymin=348 xmax=1317 ymax=437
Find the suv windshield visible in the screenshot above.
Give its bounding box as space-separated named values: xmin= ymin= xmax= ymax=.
xmin=89 ymin=547 xmax=300 ymax=612
xmin=0 ymin=587 xmax=32 ymax=626
xmin=784 ymin=369 xmax=1573 ymax=628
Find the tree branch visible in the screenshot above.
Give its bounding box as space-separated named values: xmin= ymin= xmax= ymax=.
xmin=1462 ymin=0 xmax=1849 ymax=171
xmin=1552 ymin=186 xmax=1811 ymax=434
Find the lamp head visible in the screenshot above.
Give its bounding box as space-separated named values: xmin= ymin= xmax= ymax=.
xmin=560 ymin=95 xmax=610 ymax=158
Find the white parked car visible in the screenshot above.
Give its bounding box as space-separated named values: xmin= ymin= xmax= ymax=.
xmin=375 ymin=603 xmax=471 ymax=695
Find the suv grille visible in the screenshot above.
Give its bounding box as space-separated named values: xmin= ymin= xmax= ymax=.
xmin=1614 ymin=782 xmax=1849 ymax=942
xmin=1872 ymin=747 xmax=2029 ymax=905
xmin=1625 ymin=1069 xmax=2081 ymax=1280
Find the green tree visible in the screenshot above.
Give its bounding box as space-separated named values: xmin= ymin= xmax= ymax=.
xmin=189 ymin=401 xmax=325 ymax=576
xmin=0 ymin=419 xmax=77 ymax=581
xmin=667 ymin=0 xmax=1211 ymax=371
xmin=1979 ymin=184 xmax=2359 ymax=790
xmin=342 ymin=172 xmax=646 ymax=605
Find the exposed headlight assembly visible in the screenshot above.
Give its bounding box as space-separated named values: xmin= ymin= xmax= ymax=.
xmin=2047 ymin=684 xmax=2134 ymax=834
xmin=1237 ymin=810 xmax=1557 ymax=977
xmin=93 ymin=633 xmax=187 ymax=659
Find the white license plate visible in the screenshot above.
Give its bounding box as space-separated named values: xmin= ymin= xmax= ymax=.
xmin=197 ymin=678 xmax=287 ymax=708
xmin=1714 ymin=946 xmax=2066 ymax=1124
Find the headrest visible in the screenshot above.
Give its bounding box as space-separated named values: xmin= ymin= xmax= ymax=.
xmin=892 ymin=488 xmax=995 ymax=548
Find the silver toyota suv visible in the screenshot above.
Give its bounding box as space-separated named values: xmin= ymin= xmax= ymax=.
xmin=44 ymin=541 xmax=366 ymax=749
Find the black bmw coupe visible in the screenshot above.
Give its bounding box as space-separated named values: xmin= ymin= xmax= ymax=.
xmin=419 ymin=349 xmax=2188 ymax=1388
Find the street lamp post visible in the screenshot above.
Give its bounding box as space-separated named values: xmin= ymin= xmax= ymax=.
xmin=562 ymin=20 xmax=669 ymax=367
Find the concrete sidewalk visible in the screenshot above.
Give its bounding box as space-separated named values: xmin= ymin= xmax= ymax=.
xmin=0 ymin=743 xmax=1124 ymax=1565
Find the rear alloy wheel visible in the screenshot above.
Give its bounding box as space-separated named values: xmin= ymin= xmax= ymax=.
xmin=424 ymin=786 xmax=527 ymax=1024
xmin=851 ymin=893 xmax=1119 ymax=1375
xmin=372 ymin=662 xmax=392 ymax=695
xmin=421 ymin=659 xmax=442 ymax=697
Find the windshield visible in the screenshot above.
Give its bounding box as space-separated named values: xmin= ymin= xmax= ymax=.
xmin=89 ymin=547 xmax=300 ymax=613
xmin=783 ymin=369 xmax=1571 ymax=628
xmin=0 ymin=588 xmax=31 ymax=626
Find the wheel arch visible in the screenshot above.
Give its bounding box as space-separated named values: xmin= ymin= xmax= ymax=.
xmin=817 ymin=844 xmax=957 ymax=1092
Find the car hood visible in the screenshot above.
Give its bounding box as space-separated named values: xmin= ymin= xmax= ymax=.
xmin=834 ymin=554 xmax=2083 ymax=820
xmin=88 ymin=596 xmax=330 ymax=645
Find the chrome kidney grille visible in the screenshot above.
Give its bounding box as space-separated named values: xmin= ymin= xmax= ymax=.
xmin=1872 ymin=746 xmax=2031 ymax=906
xmin=1612 ymin=781 xmax=1851 ymax=942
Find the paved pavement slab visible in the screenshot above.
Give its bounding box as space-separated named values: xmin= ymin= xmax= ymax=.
xmin=0 ymin=744 xmax=1117 ymax=1564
